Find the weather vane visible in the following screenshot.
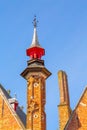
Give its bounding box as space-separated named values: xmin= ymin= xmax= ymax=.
xmin=32 ymin=15 xmax=38 ymax=28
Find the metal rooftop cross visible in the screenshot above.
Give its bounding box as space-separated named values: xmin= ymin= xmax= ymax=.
xmin=32 ymin=15 xmax=38 ymax=28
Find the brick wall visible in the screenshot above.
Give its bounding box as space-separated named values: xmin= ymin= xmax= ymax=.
xmin=58 ymin=104 xmax=71 ymax=130
xmin=0 ymin=95 xmax=24 ymax=130
xmin=58 ymin=71 xmax=71 ymax=130
xmin=65 ymin=88 xmax=87 ymax=130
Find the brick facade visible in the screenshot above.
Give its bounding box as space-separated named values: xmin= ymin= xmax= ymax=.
xmin=0 ymin=93 xmax=25 ymax=130
xmin=65 ymin=88 xmax=87 ymax=130
xmin=58 ymin=70 xmax=87 ymax=130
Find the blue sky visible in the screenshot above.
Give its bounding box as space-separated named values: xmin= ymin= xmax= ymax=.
xmin=0 ymin=0 xmax=87 ymax=130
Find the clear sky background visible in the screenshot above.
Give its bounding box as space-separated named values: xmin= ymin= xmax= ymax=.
xmin=0 ymin=0 xmax=87 ymax=130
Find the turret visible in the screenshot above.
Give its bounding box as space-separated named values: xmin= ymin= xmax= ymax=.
xmin=21 ymin=16 xmax=51 ymax=130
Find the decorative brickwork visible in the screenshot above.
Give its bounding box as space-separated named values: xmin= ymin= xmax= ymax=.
xmin=26 ymin=75 xmax=46 ymax=130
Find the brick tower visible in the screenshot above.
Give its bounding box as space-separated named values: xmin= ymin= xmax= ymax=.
xmin=21 ymin=16 xmax=51 ymax=130
xmin=58 ymin=71 xmax=71 ymax=130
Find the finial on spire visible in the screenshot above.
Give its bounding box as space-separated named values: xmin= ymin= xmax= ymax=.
xmin=32 ymin=15 xmax=38 ymax=28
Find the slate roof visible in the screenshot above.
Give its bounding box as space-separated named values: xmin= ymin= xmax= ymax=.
xmin=16 ymin=106 xmax=26 ymax=126
xmin=0 ymin=84 xmax=26 ymax=127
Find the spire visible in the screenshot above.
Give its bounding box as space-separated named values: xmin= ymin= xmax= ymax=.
xmin=30 ymin=16 xmax=40 ymax=47
xmin=26 ymin=16 xmax=45 ymax=59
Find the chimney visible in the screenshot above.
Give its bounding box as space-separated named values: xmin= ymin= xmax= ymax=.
xmin=58 ymin=70 xmax=70 ymax=105
xmin=58 ymin=70 xmax=71 ymax=130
